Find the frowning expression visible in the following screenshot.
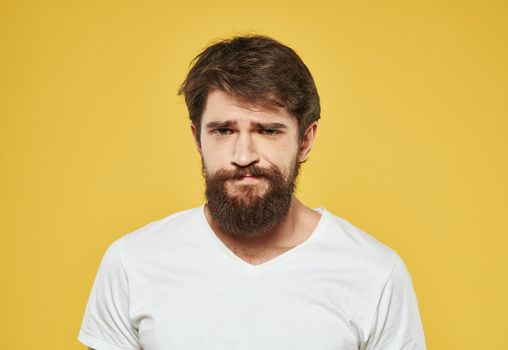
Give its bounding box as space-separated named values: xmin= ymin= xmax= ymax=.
xmin=193 ymin=89 xmax=306 ymax=198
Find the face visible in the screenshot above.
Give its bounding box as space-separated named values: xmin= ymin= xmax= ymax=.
xmin=193 ymin=89 xmax=317 ymax=237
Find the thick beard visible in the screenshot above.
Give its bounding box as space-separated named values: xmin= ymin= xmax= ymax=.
xmin=204 ymin=160 xmax=300 ymax=237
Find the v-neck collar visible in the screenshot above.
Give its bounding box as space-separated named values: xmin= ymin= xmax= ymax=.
xmin=197 ymin=205 xmax=329 ymax=270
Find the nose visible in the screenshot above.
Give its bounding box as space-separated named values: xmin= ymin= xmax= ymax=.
xmin=231 ymin=132 xmax=259 ymax=168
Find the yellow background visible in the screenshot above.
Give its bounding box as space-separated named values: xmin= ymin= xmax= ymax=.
xmin=1 ymin=0 xmax=507 ymax=348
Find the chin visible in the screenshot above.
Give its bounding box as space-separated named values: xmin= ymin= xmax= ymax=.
xmin=228 ymin=186 xmax=268 ymax=203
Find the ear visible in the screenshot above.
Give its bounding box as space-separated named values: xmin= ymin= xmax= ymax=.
xmin=191 ymin=123 xmax=202 ymax=155
xmin=298 ymin=121 xmax=318 ymax=163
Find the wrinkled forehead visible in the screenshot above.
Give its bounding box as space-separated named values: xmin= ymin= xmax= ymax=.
xmin=232 ymin=92 xmax=285 ymax=112
xmin=202 ymin=89 xmax=297 ymax=125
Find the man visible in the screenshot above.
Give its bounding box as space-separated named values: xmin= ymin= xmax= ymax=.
xmin=78 ymin=35 xmax=426 ymax=349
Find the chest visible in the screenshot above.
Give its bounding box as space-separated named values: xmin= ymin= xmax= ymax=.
xmin=129 ymin=267 xmax=361 ymax=350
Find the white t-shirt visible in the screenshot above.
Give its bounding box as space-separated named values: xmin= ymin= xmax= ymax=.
xmin=78 ymin=206 xmax=426 ymax=350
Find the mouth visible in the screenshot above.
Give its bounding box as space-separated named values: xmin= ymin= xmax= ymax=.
xmin=232 ymin=175 xmax=265 ymax=184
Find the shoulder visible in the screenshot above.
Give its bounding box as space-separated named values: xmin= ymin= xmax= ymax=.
xmin=317 ymin=209 xmax=397 ymax=272
xmin=311 ymin=210 xmax=420 ymax=336
xmin=104 ymin=206 xmax=205 ymax=264
xmin=123 ymin=206 xmax=204 ymax=241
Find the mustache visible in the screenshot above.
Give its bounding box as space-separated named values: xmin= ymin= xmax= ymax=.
xmin=207 ymin=165 xmax=280 ymax=182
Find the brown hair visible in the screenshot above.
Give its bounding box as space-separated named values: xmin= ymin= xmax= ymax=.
xmin=178 ymin=35 xmax=320 ymax=140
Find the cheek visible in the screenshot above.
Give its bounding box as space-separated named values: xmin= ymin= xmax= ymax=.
xmin=200 ymin=137 xmax=217 ymax=156
xmin=263 ymin=147 xmax=299 ymax=177
xmin=268 ymin=137 xmax=299 ymax=158
xmin=200 ymin=142 xmax=227 ymax=173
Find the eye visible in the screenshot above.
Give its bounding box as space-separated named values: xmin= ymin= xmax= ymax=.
xmin=258 ymin=128 xmax=282 ymax=136
xmin=212 ymin=128 xmax=233 ymax=136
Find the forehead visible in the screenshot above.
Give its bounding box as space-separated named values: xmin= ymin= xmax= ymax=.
xmin=201 ymin=89 xmax=298 ymax=127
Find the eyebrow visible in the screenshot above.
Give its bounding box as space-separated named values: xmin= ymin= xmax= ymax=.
xmin=204 ymin=120 xmax=288 ymax=129
xmin=254 ymin=122 xmax=287 ymax=129
xmin=205 ymin=121 xmax=234 ymax=129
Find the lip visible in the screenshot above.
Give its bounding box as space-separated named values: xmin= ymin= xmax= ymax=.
xmin=233 ymin=175 xmax=264 ymax=184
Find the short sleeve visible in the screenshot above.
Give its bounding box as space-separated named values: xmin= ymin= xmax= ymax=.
xmin=365 ymin=254 xmax=426 ymax=350
xmin=78 ymin=238 xmax=141 ymax=350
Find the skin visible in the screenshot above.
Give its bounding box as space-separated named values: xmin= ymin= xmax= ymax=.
xmin=193 ymin=89 xmax=321 ymax=265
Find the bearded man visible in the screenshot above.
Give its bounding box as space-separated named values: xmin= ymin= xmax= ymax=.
xmin=79 ymin=35 xmax=426 ymax=350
